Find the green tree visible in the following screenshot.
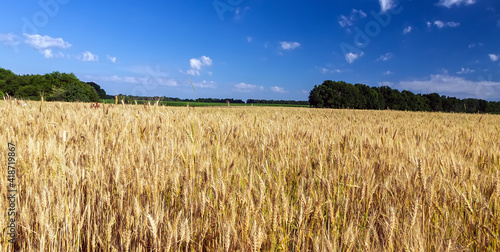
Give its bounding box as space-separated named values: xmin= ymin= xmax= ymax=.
xmin=87 ymin=82 xmax=107 ymax=99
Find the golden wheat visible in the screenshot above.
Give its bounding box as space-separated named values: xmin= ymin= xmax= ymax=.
xmin=0 ymin=100 xmax=499 ymax=251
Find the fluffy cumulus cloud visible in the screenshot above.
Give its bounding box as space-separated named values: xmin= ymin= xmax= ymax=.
xmin=437 ymin=0 xmax=476 ymax=8
xmin=23 ymin=34 xmax=71 ymax=58
xmin=345 ymin=51 xmax=364 ymax=64
xmin=41 ymin=49 xmax=63 ymax=59
xmin=81 ymin=51 xmax=98 ymax=62
xmin=233 ymin=82 xmax=264 ymax=92
xmin=0 ymin=33 xmax=20 ymax=47
xmin=403 ymin=26 xmax=412 ymax=34
xmin=106 ymin=55 xmax=117 ymax=63
xmin=280 ymin=41 xmax=301 ymax=50
xmin=398 ymin=74 xmax=500 ymax=100
xmin=338 ymin=9 xmax=367 ymax=27
xmin=186 ymin=56 xmax=212 ymax=76
xmin=23 ymin=34 xmax=71 ymax=50
xmin=379 ymin=0 xmax=395 ymax=13
xmin=433 ymin=20 xmax=461 ymax=28
xmin=271 ymin=86 xmax=287 ymax=93
xmin=489 ymin=54 xmax=499 ymax=62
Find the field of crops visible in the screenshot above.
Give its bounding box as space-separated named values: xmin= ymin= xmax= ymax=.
xmin=100 ymin=99 xmax=311 ymax=108
xmin=1 ymin=100 xmax=499 ymax=251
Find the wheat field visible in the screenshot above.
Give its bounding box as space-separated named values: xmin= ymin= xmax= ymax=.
xmin=0 ymin=100 xmax=499 ymax=251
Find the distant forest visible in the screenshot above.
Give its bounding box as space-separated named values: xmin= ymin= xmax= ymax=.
xmin=0 ymin=67 xmax=104 ymax=102
xmin=116 ymin=96 xmax=309 ymax=106
xmin=2 ymin=67 xmax=499 ymax=113
xmin=309 ymin=80 xmax=500 ymax=113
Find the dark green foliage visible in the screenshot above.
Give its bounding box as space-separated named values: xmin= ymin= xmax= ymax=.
xmin=0 ymin=67 xmax=100 ymax=102
xmin=87 ymin=82 xmax=107 ymax=99
xmin=309 ymin=80 xmax=500 ymax=113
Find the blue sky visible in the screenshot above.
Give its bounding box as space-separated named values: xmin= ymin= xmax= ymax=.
xmin=1 ymin=0 xmax=500 ymax=101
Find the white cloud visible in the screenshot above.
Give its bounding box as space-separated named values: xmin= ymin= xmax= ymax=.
xmin=41 ymin=49 xmax=63 ymax=59
xmin=233 ymin=82 xmax=264 ymax=92
xmin=186 ymin=69 xmax=200 ymax=76
xmin=192 ymin=80 xmax=216 ymax=88
xmin=427 ymin=21 xmax=432 ymax=28
xmin=433 ymin=20 xmax=461 ymax=28
xmin=190 ymin=59 xmax=202 ymax=70
xmin=338 ymin=9 xmax=367 ymax=27
xmin=398 ymin=74 xmax=500 ymax=100
xmin=185 ymin=69 xmax=199 ymax=76
xmin=437 ymin=0 xmax=476 ymax=8
xmin=318 ymin=67 xmax=343 ymax=74
xmin=384 ymin=70 xmax=393 ymax=75
xmin=23 ymin=34 xmax=71 ymax=50
xmin=457 ymin=67 xmax=475 ymax=74
xmin=246 ymin=36 xmax=253 ymax=42
xmin=377 ymin=52 xmax=393 ymax=62
xmin=87 ymin=75 xmax=178 ymax=87
xmin=0 ymin=33 xmax=19 ymax=47
xmin=42 ymin=49 xmax=53 ymax=58
xmin=106 ymin=55 xmax=117 ymax=63
xmin=489 ymin=54 xmax=499 ymax=62
xmin=345 ymin=52 xmax=364 ymax=64
xmin=280 ymin=41 xmax=301 ymax=50
xmin=403 ymin=26 xmax=412 ymax=34
xmin=379 ymin=0 xmax=395 ymax=13
xmin=186 ymin=56 xmax=213 ymax=76
xmin=82 ymin=51 xmax=98 ymax=62
xmin=271 ymin=86 xmax=287 ymax=93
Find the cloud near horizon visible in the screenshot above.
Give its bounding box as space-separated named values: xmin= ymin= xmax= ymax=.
xmin=233 ymin=82 xmax=264 ymax=92
xmin=86 ymin=74 xmax=178 ymax=87
xmin=398 ymin=74 xmax=500 ymax=100
xmin=271 ymin=86 xmax=287 ymax=93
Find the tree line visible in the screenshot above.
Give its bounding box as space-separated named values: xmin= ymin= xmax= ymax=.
xmin=113 ymin=95 xmax=309 ymax=105
xmin=114 ymin=96 xmax=247 ymax=104
xmin=246 ymin=99 xmax=309 ymax=105
xmin=309 ymin=80 xmax=500 ymax=113
xmin=0 ymin=67 xmax=105 ymax=102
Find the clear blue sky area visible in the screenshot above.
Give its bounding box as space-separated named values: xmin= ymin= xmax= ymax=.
xmin=1 ymin=0 xmax=499 ymax=100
